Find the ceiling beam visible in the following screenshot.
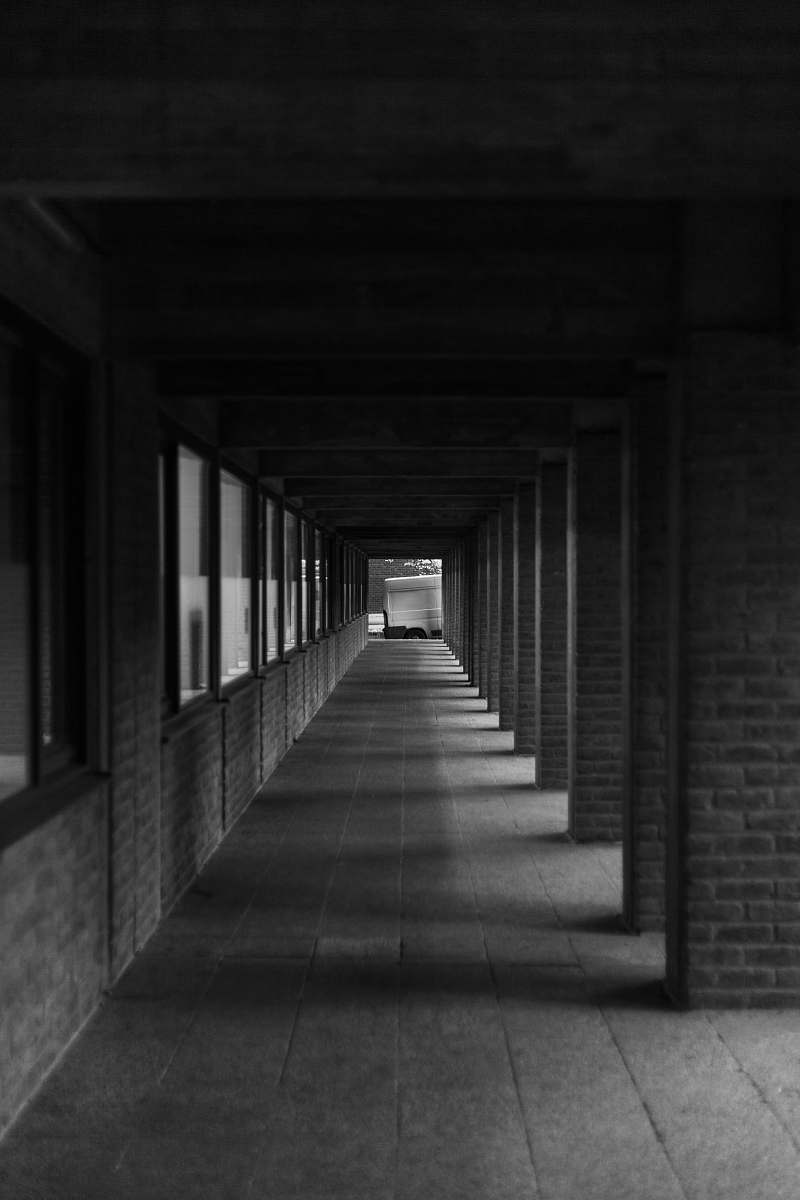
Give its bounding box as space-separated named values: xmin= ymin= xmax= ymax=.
xmin=159 ymin=357 xmax=632 ymax=399
xmin=260 ymin=449 xmax=538 ymax=477
xmin=286 ymin=476 xmax=516 ymax=498
xmin=313 ymin=509 xmax=495 ymax=525
xmin=221 ymin=397 xmax=570 ymax=449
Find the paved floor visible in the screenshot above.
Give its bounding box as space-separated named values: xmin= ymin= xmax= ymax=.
xmin=3 ymin=642 xmax=800 ymax=1199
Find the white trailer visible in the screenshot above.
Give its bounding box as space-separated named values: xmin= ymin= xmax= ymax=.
xmin=382 ymin=573 xmax=442 ymax=639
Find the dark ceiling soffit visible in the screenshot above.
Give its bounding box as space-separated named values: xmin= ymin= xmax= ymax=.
xmin=286 ymin=477 xmax=515 ymax=497
xmin=258 ymin=449 xmax=539 ymax=477
xmin=157 ymin=356 xmax=633 ymax=399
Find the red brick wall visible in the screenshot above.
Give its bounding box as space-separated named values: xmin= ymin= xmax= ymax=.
xmin=569 ymin=432 xmax=622 ymax=841
xmin=675 ymin=335 xmax=800 ymax=1006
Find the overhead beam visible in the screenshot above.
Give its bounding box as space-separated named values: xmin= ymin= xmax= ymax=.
xmin=260 ymin=449 xmax=539 ymax=477
xmin=313 ymin=508 xmax=496 ymax=525
xmin=307 ymin=497 xmax=501 ymax=512
xmin=222 ymin=397 xmax=571 ymax=449
xmin=1 ymin=12 xmax=799 ymax=196
xmin=161 ymin=357 xmax=632 ymax=400
xmin=287 ymin=476 xmax=516 ymax=498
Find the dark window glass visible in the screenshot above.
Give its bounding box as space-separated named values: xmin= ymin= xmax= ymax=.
xmin=220 ymin=470 xmax=251 ymax=686
xmin=264 ymin=496 xmax=280 ymax=663
xmin=0 ymin=342 xmax=30 ymax=799
xmin=300 ymin=520 xmax=310 ymax=644
xmin=284 ymin=509 xmax=298 ymax=651
xmin=178 ymin=446 xmax=210 ymax=703
xmin=314 ymin=529 xmax=323 ymax=638
xmin=38 ymin=359 xmax=84 ymax=771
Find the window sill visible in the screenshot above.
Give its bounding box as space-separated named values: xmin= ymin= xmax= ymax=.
xmin=219 ymin=673 xmax=258 ymax=701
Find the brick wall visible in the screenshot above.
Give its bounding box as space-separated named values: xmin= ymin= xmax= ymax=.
xmin=261 ymin=667 xmax=287 ymax=779
xmin=223 ymin=681 xmax=261 ymax=827
xmin=676 ymin=335 xmax=800 ymax=1006
xmin=632 ymin=398 xmax=669 ymax=931
xmin=569 ymin=432 xmax=622 ymax=841
xmin=0 ymin=779 xmax=108 ymax=1136
xmin=515 ymin=483 xmax=536 ymax=755
xmin=160 ymin=705 xmax=224 ymax=912
xmin=108 ymin=363 xmax=162 ymax=975
xmin=285 ymin=653 xmax=305 ymax=745
xmin=537 ymin=464 xmax=568 ymax=789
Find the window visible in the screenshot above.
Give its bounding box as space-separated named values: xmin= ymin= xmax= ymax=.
xmin=220 ymin=470 xmax=251 ymax=686
xmin=0 ymin=341 xmax=30 ymax=799
xmin=314 ymin=528 xmax=323 ymax=638
xmin=38 ymin=358 xmax=85 ymax=770
xmin=0 ymin=333 xmax=85 ymax=801
xmin=300 ymin=519 xmax=310 ymax=644
xmin=284 ymin=508 xmax=298 ymax=652
xmin=263 ymin=494 xmax=280 ymax=663
xmin=178 ymin=445 xmax=210 ymax=703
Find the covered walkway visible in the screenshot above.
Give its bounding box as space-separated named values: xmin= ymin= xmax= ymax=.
xmin=2 ymin=643 xmax=799 ymax=1200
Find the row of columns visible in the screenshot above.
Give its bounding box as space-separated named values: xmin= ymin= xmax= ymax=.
xmin=442 ymin=346 xmax=800 ymax=1008
xmin=441 ymin=434 xmax=650 ymax=927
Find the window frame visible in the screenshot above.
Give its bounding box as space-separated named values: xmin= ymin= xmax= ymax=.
xmin=217 ymin=459 xmax=256 ymax=691
xmin=260 ymin=486 xmax=284 ymax=669
xmin=0 ymin=315 xmax=90 ymax=809
xmin=159 ymin=424 xmax=215 ymax=715
xmin=283 ymin=501 xmax=301 ymax=658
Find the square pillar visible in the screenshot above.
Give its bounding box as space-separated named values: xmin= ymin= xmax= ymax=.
xmin=667 ymin=335 xmax=800 ymax=1007
xmin=515 ymin=481 xmax=536 ymax=755
xmin=535 ymin=462 xmax=568 ymax=789
xmin=624 ymin=388 xmax=669 ymax=932
xmin=476 ymin=519 xmax=489 ymax=699
xmin=568 ymin=431 xmax=623 ymax=841
xmin=499 ymin=498 xmax=517 ymax=731
xmin=486 ymin=512 xmax=501 ymax=713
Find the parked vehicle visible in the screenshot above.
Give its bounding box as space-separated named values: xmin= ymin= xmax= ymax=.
xmin=382 ymin=574 xmax=442 ymax=639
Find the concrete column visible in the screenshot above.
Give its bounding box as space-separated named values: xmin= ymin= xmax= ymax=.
xmin=515 ymin=482 xmax=536 ymax=755
xmin=499 ymin=498 xmax=517 ymax=731
xmin=535 ymin=462 xmax=568 ymax=789
xmin=486 ymin=512 xmax=501 ymax=712
xmin=568 ymin=430 xmax=622 ymax=841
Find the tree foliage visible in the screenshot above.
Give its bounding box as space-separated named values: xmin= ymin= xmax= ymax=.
xmin=388 ymin=557 xmax=441 ymax=574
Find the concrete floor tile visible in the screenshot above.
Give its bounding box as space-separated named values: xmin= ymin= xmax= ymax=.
xmin=5 ymin=644 xmax=800 ymax=1199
